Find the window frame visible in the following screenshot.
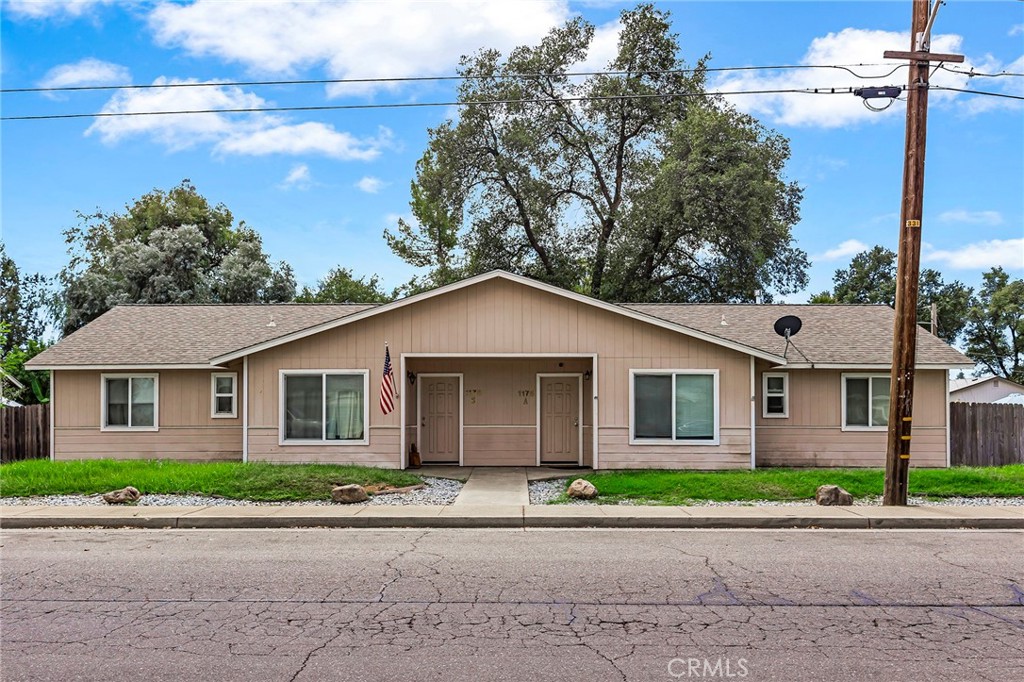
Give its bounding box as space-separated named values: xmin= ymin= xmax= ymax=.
xmin=278 ymin=369 xmax=370 ymax=446
xmin=100 ymin=373 xmax=159 ymax=432
xmin=762 ymin=372 xmax=789 ymax=419
xmin=628 ymin=369 xmax=720 ymax=446
xmin=841 ymin=373 xmax=891 ymax=431
xmin=210 ymin=372 xmax=238 ymax=419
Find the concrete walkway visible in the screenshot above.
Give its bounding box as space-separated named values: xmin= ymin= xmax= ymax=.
xmin=452 ymin=467 xmax=529 ymax=506
xmin=2 ymin=504 xmax=1022 ymax=530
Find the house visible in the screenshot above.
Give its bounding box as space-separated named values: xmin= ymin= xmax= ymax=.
xmin=26 ymin=270 xmax=972 ymax=469
xmin=949 ymin=375 xmax=1024 ymax=404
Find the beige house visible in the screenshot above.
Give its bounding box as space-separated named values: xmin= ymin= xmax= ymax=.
xmin=27 ymin=271 xmax=972 ymax=469
xmin=949 ymin=375 xmax=1024 ymax=404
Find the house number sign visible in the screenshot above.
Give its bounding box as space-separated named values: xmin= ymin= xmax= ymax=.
xmin=517 ymin=389 xmax=534 ymax=405
xmin=465 ymin=389 xmax=481 ymax=404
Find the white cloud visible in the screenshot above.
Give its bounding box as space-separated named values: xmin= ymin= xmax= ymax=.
xmin=924 ymin=239 xmax=1024 ymax=270
xmin=356 ymin=176 xmax=386 ymax=194
xmin=713 ymin=28 xmax=1017 ymax=128
xmin=38 ymin=58 xmax=130 ymax=95
xmin=938 ymin=209 xmax=1004 ymax=226
xmin=3 ymin=0 xmax=118 ymax=20
xmin=85 ymin=77 xmax=393 ymax=160
xmin=815 ymin=239 xmax=869 ymax=262
xmin=1010 ymin=24 xmax=1024 ymax=37
xmin=279 ymin=164 xmax=312 ymax=190
xmin=148 ymin=1 xmax=586 ymax=97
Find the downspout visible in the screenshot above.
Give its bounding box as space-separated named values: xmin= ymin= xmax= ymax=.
xmin=944 ymin=373 xmax=950 ymax=468
xmin=49 ymin=370 xmax=54 ymax=461
xmin=749 ymin=357 xmax=756 ymax=470
xmin=242 ymin=356 xmax=249 ymax=464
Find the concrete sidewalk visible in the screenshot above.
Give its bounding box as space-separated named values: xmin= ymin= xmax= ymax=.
xmin=3 ymin=504 xmax=1022 ymax=530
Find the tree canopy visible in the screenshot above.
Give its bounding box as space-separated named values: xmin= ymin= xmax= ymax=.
xmin=386 ymin=3 xmax=807 ymax=302
xmin=1 ymin=243 xmax=50 ymax=356
xmin=57 ymin=181 xmax=296 ymax=335
xmin=810 ymin=245 xmax=971 ymax=346
xmin=962 ymin=267 xmax=1023 ymax=383
xmin=294 ymin=267 xmax=394 ymax=304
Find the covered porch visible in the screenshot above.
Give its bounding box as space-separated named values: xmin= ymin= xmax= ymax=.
xmin=400 ymin=355 xmax=596 ymax=468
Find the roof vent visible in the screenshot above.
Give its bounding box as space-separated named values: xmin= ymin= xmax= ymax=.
xmin=267 ymin=316 xmax=277 ymax=328
xmin=720 ymin=314 xmax=729 ymax=327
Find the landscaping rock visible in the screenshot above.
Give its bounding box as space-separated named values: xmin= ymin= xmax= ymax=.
xmin=567 ymin=479 xmax=598 ymax=500
xmin=102 ymin=486 xmax=141 ymax=505
xmin=331 ymin=484 xmax=369 ymax=504
xmin=816 ymin=484 xmax=853 ymax=506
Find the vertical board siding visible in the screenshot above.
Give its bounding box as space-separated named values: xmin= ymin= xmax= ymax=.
xmin=0 ymin=405 xmax=50 ymax=463
xmin=951 ymin=403 xmax=1024 ymax=466
xmin=754 ymin=366 xmax=950 ymax=467
xmin=247 ymin=277 xmax=755 ymax=468
xmin=51 ymin=367 xmax=243 ymax=461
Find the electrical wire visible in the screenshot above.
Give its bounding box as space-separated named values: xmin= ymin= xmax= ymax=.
xmin=938 ymin=64 xmax=1024 ymax=78
xmin=0 ymin=63 xmax=909 ymax=95
xmin=931 ymin=85 xmax=1024 ymax=100
xmin=0 ymin=87 xmax=859 ymax=122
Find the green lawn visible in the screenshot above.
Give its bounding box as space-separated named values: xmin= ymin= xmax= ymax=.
xmin=0 ymin=460 xmax=422 ymax=502
xmin=550 ymin=465 xmax=1024 ymax=505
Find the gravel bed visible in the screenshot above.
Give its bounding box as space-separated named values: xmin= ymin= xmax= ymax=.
xmin=0 ymin=476 xmax=463 ymax=507
xmin=527 ymin=478 xmax=1024 ymax=507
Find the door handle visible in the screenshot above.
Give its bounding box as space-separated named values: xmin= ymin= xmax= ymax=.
xmin=574 ymin=418 xmax=579 ymax=427
xmin=421 ymin=418 xmax=426 ymax=427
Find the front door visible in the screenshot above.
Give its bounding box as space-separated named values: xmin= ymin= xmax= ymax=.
xmin=420 ymin=375 xmax=460 ymax=463
xmin=539 ymin=375 xmax=581 ymax=464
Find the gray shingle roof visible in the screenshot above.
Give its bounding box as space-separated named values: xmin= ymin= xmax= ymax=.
xmin=27 ymin=304 xmax=374 ymax=367
xmin=625 ymin=303 xmax=971 ymax=366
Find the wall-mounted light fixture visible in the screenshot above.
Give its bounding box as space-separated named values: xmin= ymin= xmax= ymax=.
xmin=583 ymin=370 xmax=592 ymax=381
xmin=407 ymin=371 xmax=417 ymax=385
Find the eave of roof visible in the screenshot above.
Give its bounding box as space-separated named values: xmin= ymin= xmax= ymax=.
xmin=209 ymin=270 xmax=788 ymax=365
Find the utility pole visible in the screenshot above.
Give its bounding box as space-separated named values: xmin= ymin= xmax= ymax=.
xmin=882 ymin=0 xmax=963 ymax=505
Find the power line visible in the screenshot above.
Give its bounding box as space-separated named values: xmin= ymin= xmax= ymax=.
xmin=938 ymin=64 xmax=1024 ymax=78
xmin=0 ymin=63 xmax=909 ymax=95
xmin=931 ymin=85 xmax=1024 ymax=100
xmin=1 ymin=87 xmax=862 ymax=122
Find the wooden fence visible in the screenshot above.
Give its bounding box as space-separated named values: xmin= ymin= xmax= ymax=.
xmin=0 ymin=404 xmax=50 ymax=463
xmin=950 ymin=402 xmax=1024 ymax=466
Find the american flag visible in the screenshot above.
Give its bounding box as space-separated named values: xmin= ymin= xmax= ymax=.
xmin=380 ymin=345 xmax=396 ymax=415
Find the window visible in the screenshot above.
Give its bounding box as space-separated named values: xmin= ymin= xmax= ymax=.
xmin=102 ymin=374 xmax=158 ymax=430
xmin=630 ymin=370 xmax=719 ymax=444
xmin=763 ymin=373 xmax=788 ymax=418
xmin=211 ymin=373 xmax=237 ymax=418
xmin=280 ymin=371 xmax=368 ymax=444
xmin=843 ymin=374 xmax=891 ymax=429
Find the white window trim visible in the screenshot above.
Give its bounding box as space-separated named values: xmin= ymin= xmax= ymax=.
xmin=278 ymin=369 xmax=370 ymax=446
xmin=841 ymin=372 xmax=890 ymax=431
xmin=628 ymin=369 xmax=720 ymax=446
xmin=762 ymin=372 xmax=789 ymax=419
xmin=100 ymin=373 xmax=159 ymax=432
xmin=211 ymin=372 xmax=238 ymax=419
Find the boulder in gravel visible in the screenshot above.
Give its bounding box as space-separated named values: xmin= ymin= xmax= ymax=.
xmin=102 ymin=486 xmax=141 ymax=505
xmin=567 ymin=478 xmax=598 ymax=500
xmin=331 ymin=484 xmax=369 ymax=504
xmin=815 ymin=484 xmax=853 ymax=506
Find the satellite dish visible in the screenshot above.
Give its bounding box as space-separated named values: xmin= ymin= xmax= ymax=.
xmin=773 ymin=315 xmax=802 ymax=339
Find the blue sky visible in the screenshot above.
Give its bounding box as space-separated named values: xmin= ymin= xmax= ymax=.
xmin=2 ymin=0 xmax=1022 ymax=302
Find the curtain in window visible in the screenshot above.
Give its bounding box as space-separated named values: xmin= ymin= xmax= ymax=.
xmin=846 ymin=378 xmax=869 ymax=426
xmin=635 ymin=375 xmax=672 ymax=439
xmin=285 ymin=376 xmax=323 ymax=439
xmin=326 ymin=375 xmax=364 ymax=440
xmin=131 ymin=377 xmax=155 ymax=427
xmin=675 ymin=374 xmax=714 ymax=439
xmin=106 ymin=378 xmax=129 ymax=426
xmin=871 ymin=377 xmax=890 ymax=426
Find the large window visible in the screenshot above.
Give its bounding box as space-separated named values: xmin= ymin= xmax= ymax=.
xmin=211 ymin=372 xmax=237 ymax=418
xmin=843 ymin=374 xmax=891 ymax=429
xmin=101 ymin=374 xmax=158 ymax=430
xmin=280 ymin=371 xmax=368 ymax=444
xmin=631 ymin=370 xmax=719 ymax=444
xmin=763 ymin=373 xmax=788 ymax=418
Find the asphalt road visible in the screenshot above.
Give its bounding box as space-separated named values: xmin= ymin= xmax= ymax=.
xmin=1 ymin=528 xmax=1022 ymax=682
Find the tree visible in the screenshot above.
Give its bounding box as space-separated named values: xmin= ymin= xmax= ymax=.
xmin=962 ymin=267 xmax=1023 ymax=383
xmin=810 ymin=245 xmax=971 ymax=345
xmin=295 ymin=267 xmax=394 ymax=304
xmin=0 ymin=244 xmax=51 ymax=356
xmin=0 ymin=323 xmax=49 ymax=406
xmin=56 ymin=181 xmax=295 ymax=335
xmin=386 ymin=3 xmax=807 ymax=302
